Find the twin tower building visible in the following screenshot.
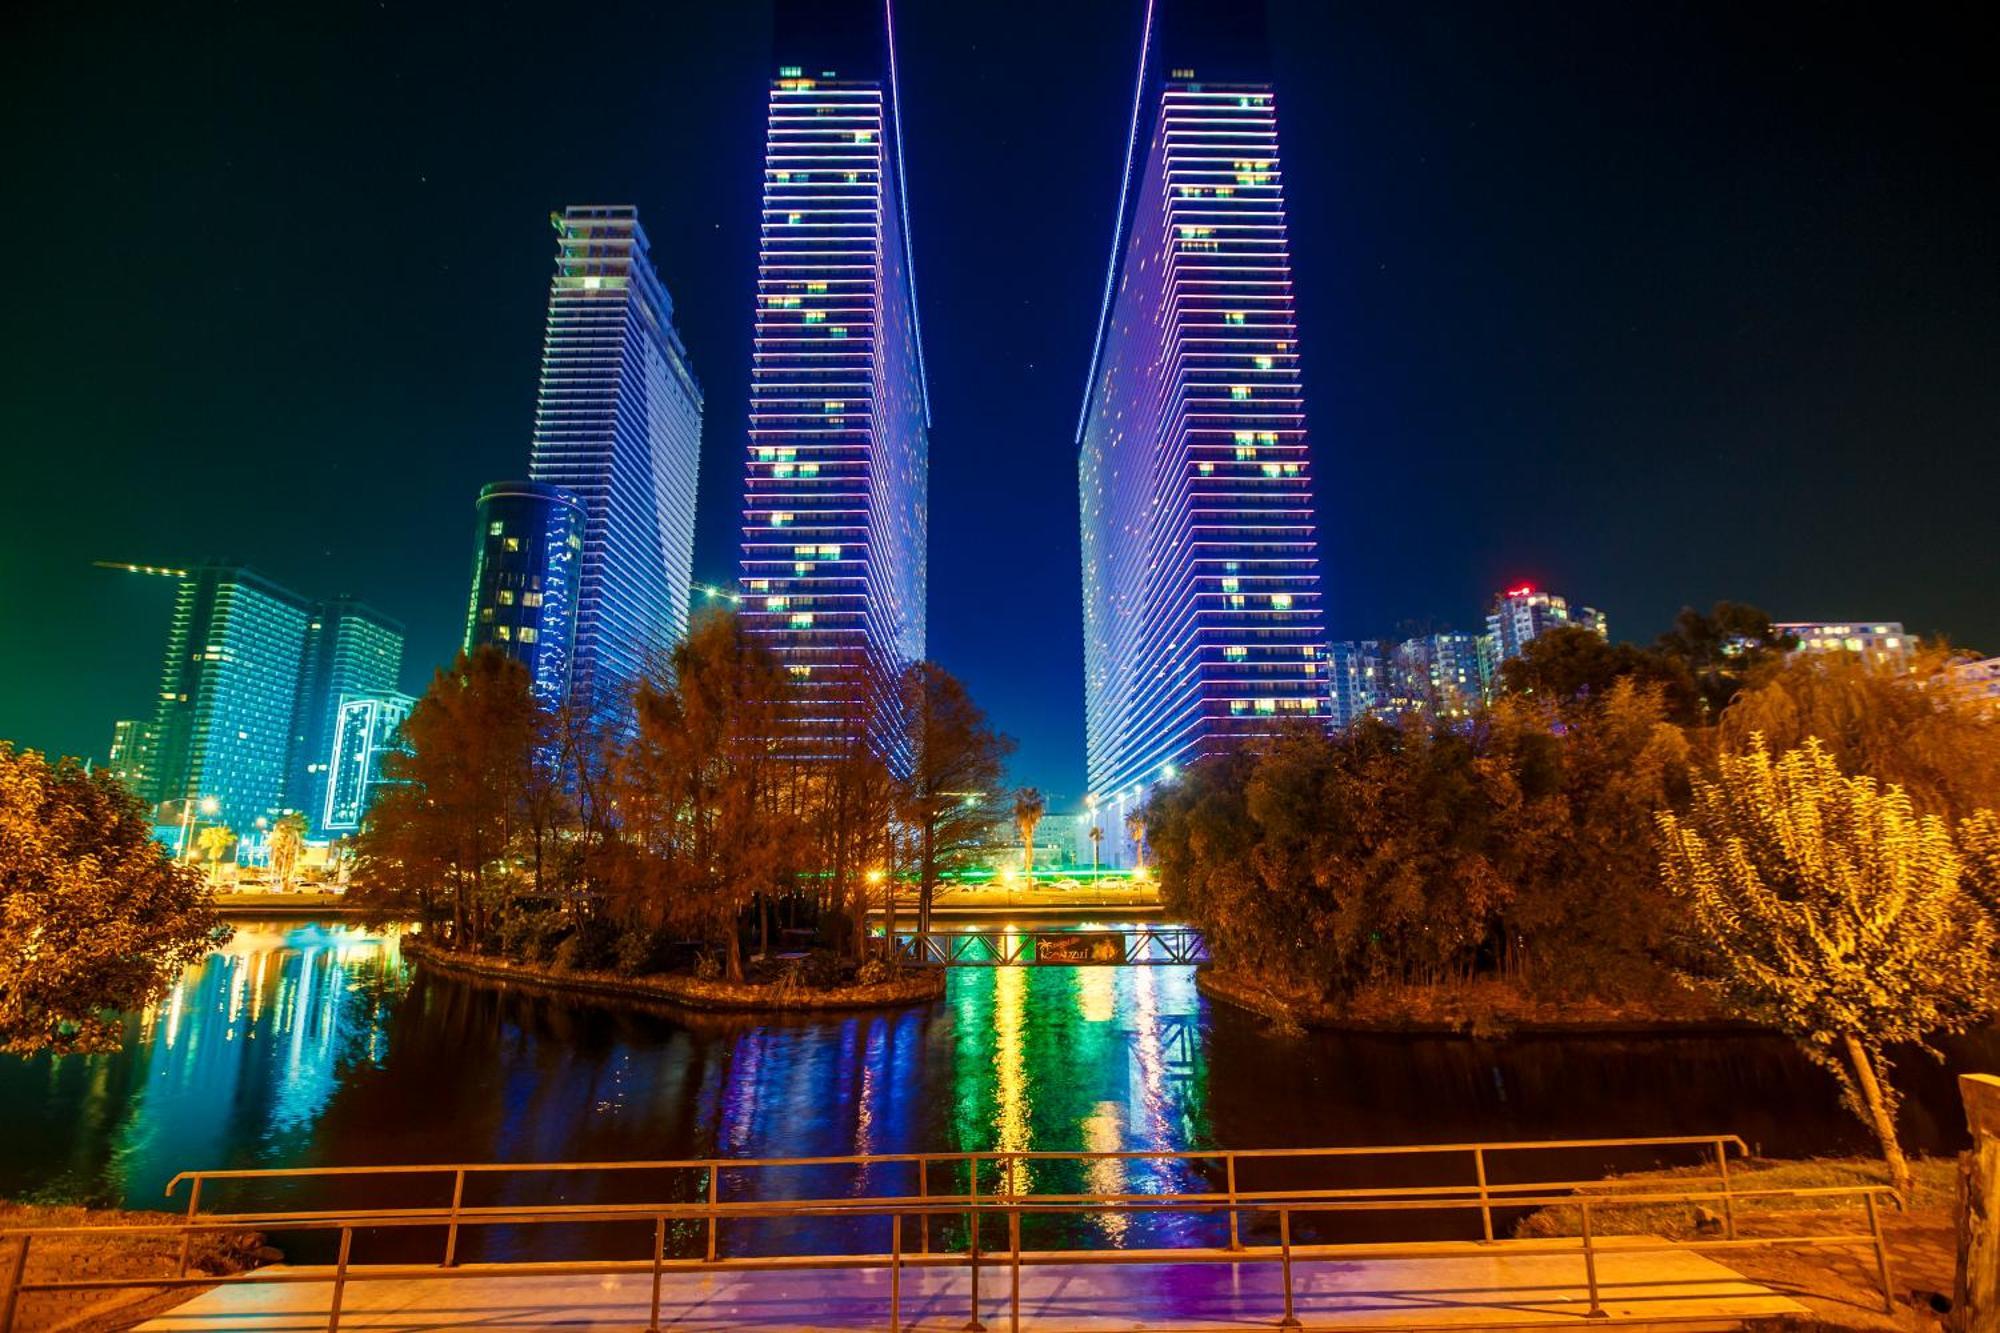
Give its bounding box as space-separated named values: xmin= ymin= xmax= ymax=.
xmin=467 ymin=0 xmax=1325 ymax=818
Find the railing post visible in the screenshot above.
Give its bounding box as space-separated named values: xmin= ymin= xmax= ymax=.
xmin=443 ymin=1168 xmax=466 ymax=1267
xmin=176 ymin=1176 xmax=203 ymax=1278
xmin=649 ymin=1216 xmax=665 ymax=1332
xmin=1579 ymin=1198 xmax=1606 ymax=1319
xmin=965 ymin=1159 xmax=986 ymax=1333
xmin=327 ymin=1226 xmax=353 ymax=1333
xmin=1226 ymin=1154 xmax=1243 ymax=1252
xmin=1278 ymin=1208 xmax=1301 ymax=1329
xmin=1 ymin=1233 xmax=30 ymax=1333
xmin=707 ymin=1164 xmax=720 ymax=1263
xmin=1009 ymin=1209 xmax=1022 ymax=1333
xmin=1713 ymin=1140 xmax=1737 ymax=1241
xmin=919 ymin=1159 xmax=931 ymax=1255
xmin=1865 ymin=1191 xmax=1897 ymax=1315
xmin=1474 ymin=1147 xmax=1494 ymax=1242
xmin=891 ymin=1212 xmax=903 ymax=1333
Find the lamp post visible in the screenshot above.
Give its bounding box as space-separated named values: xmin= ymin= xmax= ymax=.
xmin=178 ymin=795 xmax=219 ymax=863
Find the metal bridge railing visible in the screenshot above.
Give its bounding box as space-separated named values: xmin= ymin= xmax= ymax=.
xmin=0 ymin=1135 xmax=1901 ymax=1333
xmin=889 ymin=924 xmax=1208 ymax=966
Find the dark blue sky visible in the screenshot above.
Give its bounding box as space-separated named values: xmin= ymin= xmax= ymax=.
xmin=3 ymin=1 xmax=1994 ymax=802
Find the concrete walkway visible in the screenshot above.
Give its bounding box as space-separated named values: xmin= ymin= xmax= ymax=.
xmin=138 ymin=1238 xmax=1810 ymax=1331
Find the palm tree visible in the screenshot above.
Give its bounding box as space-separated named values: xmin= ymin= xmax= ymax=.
xmin=1088 ymin=824 xmax=1104 ymax=878
xmin=1124 ymin=811 xmax=1146 ymax=873
xmin=195 ymin=824 xmax=238 ymax=887
xmin=268 ymin=812 xmax=307 ymax=890
xmin=1013 ymin=787 xmax=1045 ymax=885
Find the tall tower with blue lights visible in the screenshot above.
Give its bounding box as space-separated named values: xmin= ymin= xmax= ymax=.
xmin=738 ymin=0 xmax=929 ymax=760
xmin=1078 ymin=1 xmax=1328 ymax=843
xmin=528 ymin=205 xmax=704 ymax=718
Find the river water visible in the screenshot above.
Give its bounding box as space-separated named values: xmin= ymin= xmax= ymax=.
xmin=3 ymin=919 xmax=1994 ymax=1259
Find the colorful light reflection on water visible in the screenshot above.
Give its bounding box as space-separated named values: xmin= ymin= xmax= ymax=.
xmin=3 ymin=918 xmax=1996 ymax=1260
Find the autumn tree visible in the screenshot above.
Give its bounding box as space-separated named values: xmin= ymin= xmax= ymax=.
xmin=896 ymin=661 xmax=1012 ymax=932
xmin=267 ymin=812 xmax=306 ymax=889
xmin=350 ymin=648 xmax=548 ymax=948
xmin=1657 ymin=738 xmax=1997 ymax=1197
xmin=1719 ymin=647 xmax=2000 ymax=822
xmin=1653 ymin=602 xmax=1794 ymax=717
xmin=0 ymin=744 xmax=223 ymax=1053
xmin=619 ymin=611 xmax=807 ymax=981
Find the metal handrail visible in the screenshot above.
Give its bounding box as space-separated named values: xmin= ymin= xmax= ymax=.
xmin=0 ymin=1135 xmax=1900 ymax=1333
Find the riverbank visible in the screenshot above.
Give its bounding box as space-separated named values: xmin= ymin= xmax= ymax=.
xmin=0 ymin=1201 xmax=270 ymax=1333
xmin=1514 ymin=1156 xmax=1955 ymax=1331
xmin=1196 ymin=967 xmax=1747 ymax=1035
xmin=403 ymin=936 xmax=947 ymax=1013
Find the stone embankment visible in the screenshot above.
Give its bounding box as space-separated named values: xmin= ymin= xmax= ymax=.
xmin=402 ymin=936 xmax=946 ymax=1012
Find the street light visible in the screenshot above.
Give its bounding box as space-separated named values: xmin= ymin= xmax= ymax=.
xmin=179 ymin=795 xmax=219 ymax=862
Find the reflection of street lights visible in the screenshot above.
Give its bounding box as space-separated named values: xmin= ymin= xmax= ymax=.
xmin=178 ymin=795 xmax=219 ymax=862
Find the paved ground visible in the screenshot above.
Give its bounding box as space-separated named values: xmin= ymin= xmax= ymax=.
xmin=137 ymin=1238 xmax=1808 ymax=1331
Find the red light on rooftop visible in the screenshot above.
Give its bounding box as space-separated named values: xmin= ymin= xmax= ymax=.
xmin=1506 ymin=584 xmax=1536 ymax=597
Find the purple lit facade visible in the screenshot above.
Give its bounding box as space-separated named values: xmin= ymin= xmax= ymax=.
xmin=1079 ymin=65 xmax=1327 ymax=826
xmin=739 ymin=8 xmax=928 ymax=760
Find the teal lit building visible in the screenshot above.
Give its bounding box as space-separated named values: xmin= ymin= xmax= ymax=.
xmin=146 ymin=563 xmax=315 ymax=841
xmin=464 ymin=479 xmax=586 ymax=708
xmin=527 ymin=206 xmax=704 ymax=716
xmin=320 ymin=690 xmax=416 ymax=833
xmin=289 ymin=597 xmax=403 ymax=834
xmin=738 ymin=0 xmax=930 ymax=761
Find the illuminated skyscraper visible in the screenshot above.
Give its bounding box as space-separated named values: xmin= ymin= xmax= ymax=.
xmin=321 ymin=689 xmax=417 ymax=833
xmin=145 ymin=563 xmax=314 ymax=838
xmin=738 ymin=0 xmax=929 ymax=758
xmin=529 ymin=205 xmax=704 ymax=716
xmin=1079 ymin=2 xmax=1326 ymax=827
xmin=464 ymin=479 xmax=587 ymax=707
xmin=289 ymin=596 xmax=403 ymax=833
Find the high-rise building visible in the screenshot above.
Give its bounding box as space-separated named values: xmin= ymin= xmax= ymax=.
xmin=1331 ymin=631 xmax=1493 ymax=727
xmin=321 ymin=690 xmax=417 ymax=833
xmin=1329 ymin=641 xmax=1391 ymax=729
xmin=289 ymin=597 xmax=403 ymax=834
xmin=528 ymin=205 xmax=704 ymax=716
xmin=464 ymin=479 xmax=587 ymax=708
xmin=1079 ymin=2 xmax=1326 ymax=822
xmin=1774 ymin=620 xmax=1911 ymax=672
xmin=738 ymin=0 xmax=930 ymax=761
xmin=146 ymin=563 xmax=314 ymax=838
xmin=1486 ymin=585 xmax=1607 ymax=664
xmin=105 ymin=718 xmax=159 ymax=800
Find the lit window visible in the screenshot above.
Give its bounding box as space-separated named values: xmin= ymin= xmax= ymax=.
xmin=1230 ymin=386 xmax=1250 ymax=400
xmin=496 ymin=625 xmax=512 ymax=641
xmin=497 ymin=590 xmax=515 ymax=606
xmin=1271 ymin=594 xmax=1294 ymax=610
xmin=504 ymin=537 xmax=521 ymax=552
xmin=522 ymin=592 xmax=542 ymax=608
xmin=518 ymin=627 xmax=537 ymax=644
xmin=488 ymin=521 xmax=503 ymax=536
xmin=770 ymin=512 xmax=793 ymax=527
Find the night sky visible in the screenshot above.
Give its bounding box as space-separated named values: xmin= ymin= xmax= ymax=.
xmin=3 ymin=1 xmax=1994 ymax=801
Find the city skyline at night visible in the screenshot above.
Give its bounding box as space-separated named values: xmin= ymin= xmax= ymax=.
xmin=4 ymin=1 xmax=1994 ymax=800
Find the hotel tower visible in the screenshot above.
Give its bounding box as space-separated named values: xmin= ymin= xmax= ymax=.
xmin=527 ymin=205 xmax=704 ymax=717
xmin=738 ymin=0 xmax=929 ymax=760
xmin=1078 ymin=2 xmax=1328 ymax=845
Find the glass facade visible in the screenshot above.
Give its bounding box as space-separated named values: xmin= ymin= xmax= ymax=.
xmin=464 ymin=479 xmax=587 ymax=709
xmin=321 ymin=690 xmax=416 ymax=833
xmin=528 ymin=205 xmax=704 ymax=717
xmin=739 ymin=7 xmax=929 ymax=761
xmin=149 ymin=565 xmax=314 ymax=838
xmin=1079 ymin=60 xmax=1327 ymax=821
xmin=289 ymin=597 xmax=403 ymax=835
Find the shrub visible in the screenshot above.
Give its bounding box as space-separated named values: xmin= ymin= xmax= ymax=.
xmin=855 ymin=956 xmax=894 ymax=986
xmin=498 ymin=908 xmax=569 ymax=964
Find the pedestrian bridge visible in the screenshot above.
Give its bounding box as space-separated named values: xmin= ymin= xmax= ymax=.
xmin=888 ymin=924 xmax=1207 ymax=967
xmin=0 ymin=1134 xmax=1892 ymax=1332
